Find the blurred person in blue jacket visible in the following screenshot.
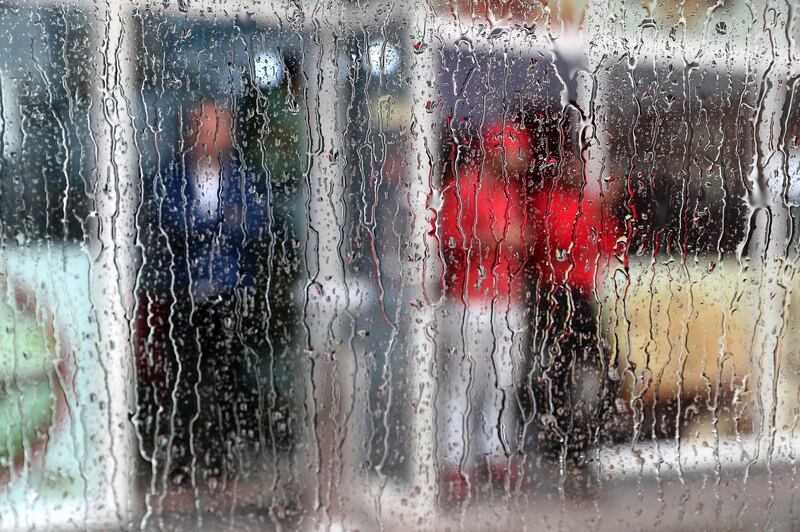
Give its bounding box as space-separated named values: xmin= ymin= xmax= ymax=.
xmin=135 ymin=88 xmax=303 ymax=494
xmin=158 ymin=99 xmax=267 ymax=302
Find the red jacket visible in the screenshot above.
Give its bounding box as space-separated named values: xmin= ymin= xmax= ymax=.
xmin=440 ymin=170 xmax=618 ymax=302
xmin=439 ymin=167 xmax=525 ymax=302
xmin=528 ymin=188 xmax=619 ymax=295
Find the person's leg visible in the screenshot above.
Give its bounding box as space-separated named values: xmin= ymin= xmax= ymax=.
xmin=436 ymin=296 xmax=521 ymax=501
xmin=437 ymin=300 xmax=470 ymax=469
xmin=193 ymin=294 xmax=241 ymax=491
xmin=526 ymin=286 xmax=616 ymax=493
xmin=481 ymin=298 xmax=522 ymax=484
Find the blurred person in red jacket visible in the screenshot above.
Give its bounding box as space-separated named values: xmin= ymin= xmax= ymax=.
xmin=525 ymin=172 xmax=621 ymax=470
xmin=437 ymin=118 xmax=621 ymax=501
xmin=436 ymin=120 xmax=530 ymax=501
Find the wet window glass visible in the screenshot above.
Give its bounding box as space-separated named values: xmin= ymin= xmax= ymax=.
xmin=1 ymin=0 xmax=799 ymax=529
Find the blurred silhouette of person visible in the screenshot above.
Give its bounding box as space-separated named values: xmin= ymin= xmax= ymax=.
xmin=521 ymin=129 xmax=622 ymax=492
xmin=525 ymin=176 xmax=620 ymax=465
xmin=437 ymin=119 xmax=621 ymax=501
xmin=135 ymin=98 xmax=277 ymax=492
xmin=437 ymin=121 xmax=529 ymax=501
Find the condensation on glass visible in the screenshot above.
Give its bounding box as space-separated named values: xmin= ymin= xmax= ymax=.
xmin=0 ymin=0 xmax=798 ymax=530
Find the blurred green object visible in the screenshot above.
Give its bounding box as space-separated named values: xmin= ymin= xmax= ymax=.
xmin=0 ymin=289 xmax=58 ymax=464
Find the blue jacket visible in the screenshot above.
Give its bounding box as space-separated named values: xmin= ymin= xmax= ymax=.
xmin=154 ymin=153 xmax=270 ymax=299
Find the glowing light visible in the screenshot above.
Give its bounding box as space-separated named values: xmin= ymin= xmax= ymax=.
xmin=254 ymin=51 xmax=285 ymax=88
xmin=366 ymin=40 xmax=400 ymax=76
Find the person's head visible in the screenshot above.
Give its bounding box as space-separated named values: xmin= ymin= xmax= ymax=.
xmin=191 ymin=99 xmax=234 ymax=158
